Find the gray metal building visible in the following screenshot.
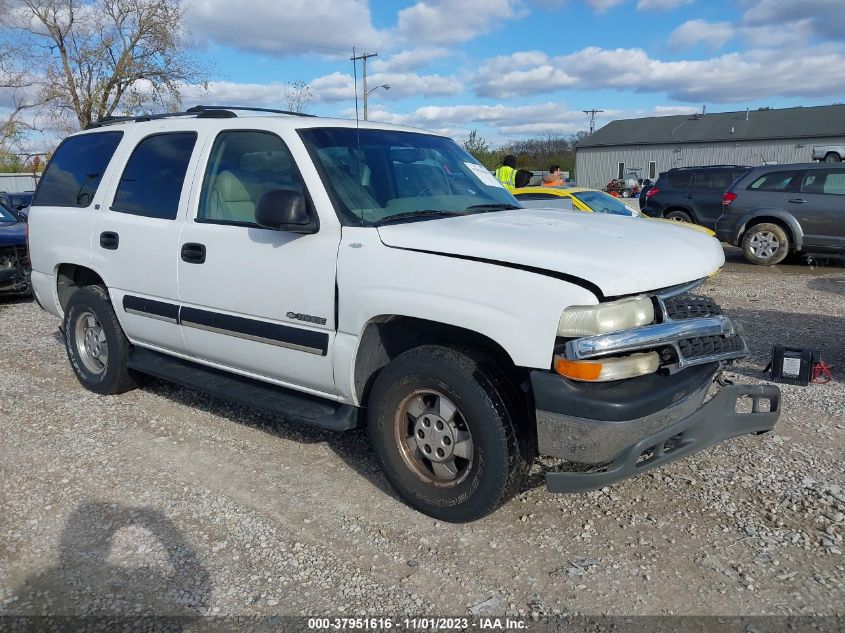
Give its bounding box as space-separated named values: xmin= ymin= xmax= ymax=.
xmin=575 ymin=104 xmax=845 ymax=189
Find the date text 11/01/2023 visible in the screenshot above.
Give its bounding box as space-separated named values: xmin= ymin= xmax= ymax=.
xmin=307 ymin=617 xmax=528 ymax=630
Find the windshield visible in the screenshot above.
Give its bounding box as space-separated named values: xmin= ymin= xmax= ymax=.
xmin=572 ymin=190 xmax=639 ymax=217
xmin=299 ymin=128 xmax=519 ymax=225
xmin=0 ymin=204 xmax=16 ymax=223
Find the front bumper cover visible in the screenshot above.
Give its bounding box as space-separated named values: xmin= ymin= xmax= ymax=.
xmin=540 ymin=383 xmax=780 ymax=493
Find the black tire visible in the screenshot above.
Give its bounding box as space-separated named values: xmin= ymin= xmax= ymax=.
xmin=824 ymin=153 xmax=841 ymax=163
xmin=621 ymin=188 xmax=632 ymax=198
xmin=63 ymin=285 xmax=141 ymax=395
xmin=665 ymin=209 xmax=693 ymax=223
xmin=367 ymin=345 xmax=532 ymax=522
xmin=741 ymin=222 xmax=790 ymax=265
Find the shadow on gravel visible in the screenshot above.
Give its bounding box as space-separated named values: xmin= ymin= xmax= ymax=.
xmin=144 ymin=380 xmax=402 ymax=503
xmin=0 ymin=293 xmax=33 ymax=307
xmin=808 ymin=276 xmax=845 ymax=296
xmin=4 ymin=502 xmax=210 ymax=630
xmin=726 ymin=308 xmax=844 ymax=382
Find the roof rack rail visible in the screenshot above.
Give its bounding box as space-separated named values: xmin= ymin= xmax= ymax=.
xmin=85 ymin=104 xmax=314 ymax=129
xmin=188 ymin=105 xmax=316 ymax=118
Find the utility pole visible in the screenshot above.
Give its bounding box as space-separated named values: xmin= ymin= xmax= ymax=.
xmin=583 ymin=109 xmax=604 ymax=134
xmin=350 ymin=51 xmax=378 ymax=121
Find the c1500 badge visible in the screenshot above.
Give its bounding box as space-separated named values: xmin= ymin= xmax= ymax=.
xmin=286 ymin=311 xmax=327 ymax=326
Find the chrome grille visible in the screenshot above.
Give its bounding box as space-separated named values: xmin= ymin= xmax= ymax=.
xmin=662 ymin=294 xmax=722 ymax=321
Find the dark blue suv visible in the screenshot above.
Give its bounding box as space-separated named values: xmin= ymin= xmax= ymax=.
xmin=641 ymin=165 xmax=750 ymax=229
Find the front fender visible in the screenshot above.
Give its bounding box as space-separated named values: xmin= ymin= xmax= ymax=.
xmin=337 ymin=228 xmax=599 ymax=370
xmin=735 ymin=209 xmax=804 ymax=251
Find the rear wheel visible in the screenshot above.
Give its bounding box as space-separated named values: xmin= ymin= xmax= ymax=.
xmin=742 ymin=222 xmax=789 ymax=265
xmin=621 ymin=188 xmax=632 ymax=198
xmin=665 ymin=209 xmax=693 ymax=223
xmin=824 ymin=152 xmax=841 ymax=163
xmin=63 ymin=285 xmax=141 ymax=395
xmin=367 ymin=345 xmax=531 ymax=522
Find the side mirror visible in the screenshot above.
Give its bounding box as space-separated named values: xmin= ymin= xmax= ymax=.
xmin=255 ymin=190 xmax=318 ymax=233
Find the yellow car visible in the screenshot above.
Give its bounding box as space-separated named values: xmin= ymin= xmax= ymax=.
xmin=512 ymin=186 xmax=716 ymax=236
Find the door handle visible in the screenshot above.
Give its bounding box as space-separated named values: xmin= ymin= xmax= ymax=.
xmin=788 ymin=198 xmax=806 ymax=204
xmin=99 ymin=231 xmax=119 ymax=250
xmin=181 ymin=243 xmax=206 ymax=264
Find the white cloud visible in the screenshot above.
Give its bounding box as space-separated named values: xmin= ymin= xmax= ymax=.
xmin=310 ymin=70 xmax=463 ymax=100
xmin=668 ymin=20 xmax=734 ymax=51
xmin=190 ymin=70 xmax=462 ymax=106
xmin=396 ymin=0 xmax=521 ymax=44
xmin=636 ymin=0 xmax=693 ymax=10
xmin=740 ymin=0 xmax=845 ymax=40
xmin=185 ymin=0 xmax=389 ymax=57
xmin=369 ymin=47 xmax=452 ymax=73
xmin=585 ymin=0 xmax=626 ymax=14
xmin=472 ymin=45 xmax=845 ymax=103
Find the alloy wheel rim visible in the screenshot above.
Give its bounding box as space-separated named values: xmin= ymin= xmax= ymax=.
xmin=74 ymin=310 xmax=108 ymax=374
xmin=749 ymin=231 xmax=780 ymax=259
xmin=393 ymin=389 xmax=474 ymax=487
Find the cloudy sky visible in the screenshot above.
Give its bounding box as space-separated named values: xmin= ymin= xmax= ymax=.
xmin=21 ymin=0 xmax=845 ymax=146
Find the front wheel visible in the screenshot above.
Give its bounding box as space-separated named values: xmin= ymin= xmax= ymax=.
xmin=742 ymin=222 xmax=790 ymax=265
xmin=63 ymin=285 xmax=142 ymax=395
xmin=367 ymin=345 xmax=531 ymax=522
xmin=621 ymin=188 xmax=632 ymax=198
xmin=824 ymin=152 xmax=841 ymax=163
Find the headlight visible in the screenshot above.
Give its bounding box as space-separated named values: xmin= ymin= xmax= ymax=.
xmin=554 ymin=351 xmax=660 ymax=382
xmin=557 ymin=295 xmax=654 ymax=337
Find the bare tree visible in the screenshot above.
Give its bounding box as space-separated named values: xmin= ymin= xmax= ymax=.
xmin=0 ymin=1 xmax=45 ymax=148
xmin=284 ymin=80 xmax=313 ymax=114
xmin=11 ymin=0 xmax=208 ymax=130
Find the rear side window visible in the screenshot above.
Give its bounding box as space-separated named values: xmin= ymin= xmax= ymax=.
xmin=801 ymin=169 xmax=845 ymax=196
xmin=691 ymin=171 xmax=733 ymax=191
xmin=662 ymin=172 xmax=691 ymax=189
xmin=32 ymin=131 xmax=123 ymax=208
xmin=112 ymin=132 xmax=197 ymax=220
xmin=748 ymin=171 xmax=800 ymax=192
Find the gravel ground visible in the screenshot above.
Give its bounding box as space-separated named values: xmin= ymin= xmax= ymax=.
xmin=1 ymin=263 xmax=843 ymax=623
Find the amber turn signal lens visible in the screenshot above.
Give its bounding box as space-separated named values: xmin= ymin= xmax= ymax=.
xmin=554 ymin=357 xmax=603 ymax=381
xmin=554 ymin=351 xmax=660 ymax=382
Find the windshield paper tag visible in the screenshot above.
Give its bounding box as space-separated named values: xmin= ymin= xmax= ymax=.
xmin=464 ymin=162 xmax=505 ymax=189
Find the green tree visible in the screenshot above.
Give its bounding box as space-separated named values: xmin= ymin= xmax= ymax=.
xmin=463 ymin=129 xmax=499 ymax=170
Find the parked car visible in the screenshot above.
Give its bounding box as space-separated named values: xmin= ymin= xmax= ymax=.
xmin=512 ymin=186 xmax=715 ymax=236
xmin=716 ymin=163 xmax=845 ymax=265
xmin=0 ymin=191 xmax=34 ymax=213
xmin=0 ymin=203 xmax=30 ymax=295
xmin=28 ymin=106 xmax=779 ymax=521
xmin=641 ymin=165 xmax=750 ymax=229
xmin=812 ymin=145 xmax=845 ymax=163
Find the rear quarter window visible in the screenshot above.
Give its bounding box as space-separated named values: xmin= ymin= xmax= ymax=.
xmin=658 ymin=172 xmax=691 ymax=190
xmin=32 ymin=131 xmax=124 ymax=208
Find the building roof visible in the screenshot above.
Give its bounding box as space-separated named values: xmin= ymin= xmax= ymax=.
xmin=577 ymin=104 xmax=845 ymax=149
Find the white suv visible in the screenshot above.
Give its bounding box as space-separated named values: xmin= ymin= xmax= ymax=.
xmin=28 ymin=106 xmax=780 ymax=521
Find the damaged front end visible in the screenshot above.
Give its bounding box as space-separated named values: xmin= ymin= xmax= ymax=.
xmin=0 ymin=244 xmax=31 ymax=295
xmin=533 ymin=280 xmax=781 ymax=493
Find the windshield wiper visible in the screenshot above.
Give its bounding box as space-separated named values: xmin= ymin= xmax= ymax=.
xmin=464 ymin=203 xmax=521 ymax=212
xmin=376 ymin=210 xmax=464 ymax=225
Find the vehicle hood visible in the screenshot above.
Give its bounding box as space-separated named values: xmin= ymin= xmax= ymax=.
xmin=376 ymin=208 xmax=724 ymax=297
xmin=0 ymin=221 xmax=26 ymax=248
